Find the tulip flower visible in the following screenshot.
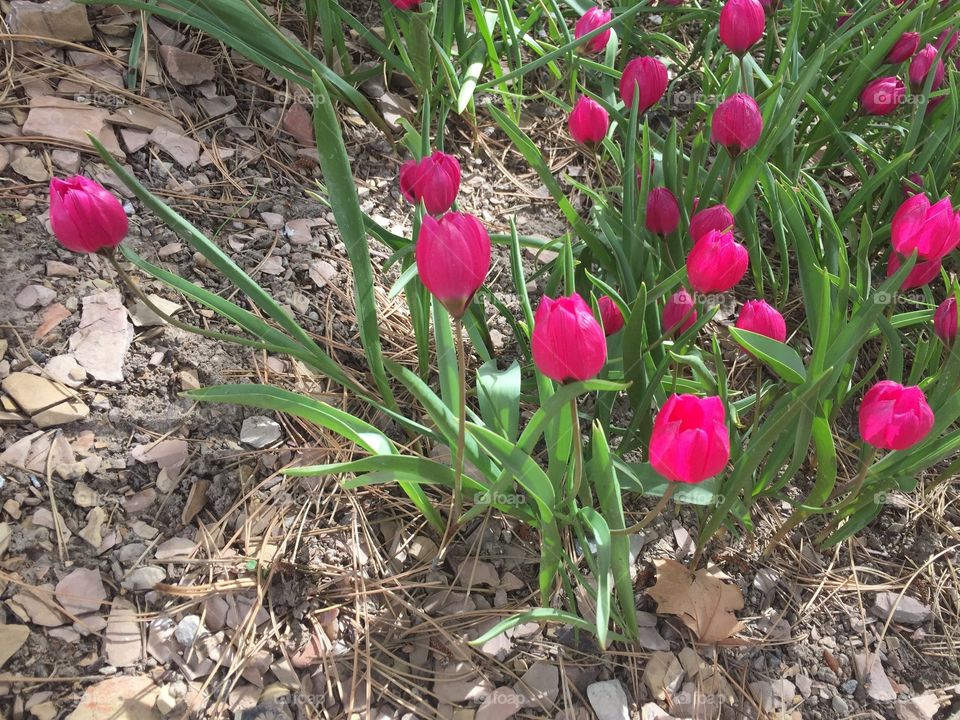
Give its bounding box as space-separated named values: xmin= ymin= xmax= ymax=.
xmin=649 ymin=394 xmax=731 ymax=483
xmin=719 ymin=0 xmax=765 ymax=55
xmin=686 ymin=230 xmax=749 ymax=294
xmin=646 ymin=187 xmax=681 ymax=235
xmin=597 ymin=295 xmax=625 ymax=336
xmin=48 ymin=176 xmax=129 ymax=254
xmin=689 ymin=202 xmax=735 ymax=242
xmin=886 ymin=251 xmax=942 ymax=290
xmin=934 ymin=296 xmax=958 ymax=346
xmin=835 ymin=13 xmax=852 ymax=27
xmin=661 ymin=0 xmax=684 ymax=5
xmin=415 ymin=212 xmax=491 ymax=318
xmin=619 ymin=56 xmax=669 ymax=114
xmin=662 ymin=288 xmax=698 ymax=335
xmin=901 ymin=173 xmax=923 ymax=198
xmin=859 ymin=76 xmax=905 ymax=115
xmin=574 ymin=7 xmax=613 ymax=54
xmin=568 ymin=95 xmax=610 ymax=145
xmin=400 ymin=151 xmax=461 ymax=215
xmin=711 ymin=94 xmax=763 ymax=156
xmin=890 ymin=193 xmax=960 ymax=260
xmin=859 ymin=381 xmax=934 ymax=451
xmin=388 ymin=0 xmax=423 ymax=8
xmin=886 ymin=32 xmax=920 ymax=63
xmin=735 ymin=299 xmax=787 ymax=342
xmin=935 ymin=27 xmax=958 ymax=56
xmin=532 ymin=294 xmax=607 ymax=382
xmin=909 ymin=44 xmax=946 ymax=91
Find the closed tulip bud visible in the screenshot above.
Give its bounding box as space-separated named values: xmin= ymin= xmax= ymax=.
xmin=686 ymin=230 xmax=749 ymax=294
xmin=890 ymin=193 xmax=960 ymax=260
xmin=711 ymin=93 xmax=763 ymax=156
xmin=735 ymin=299 xmax=787 ymax=342
xmin=568 ymin=96 xmax=610 ymax=144
xmin=909 ymin=44 xmax=946 ymax=91
xmin=859 ymin=380 xmax=934 ymax=451
xmin=415 ymin=212 xmax=491 ymax=318
xmin=650 ymin=394 xmax=731 ymax=483
xmin=901 ymin=172 xmax=923 ymax=198
xmin=574 ymin=7 xmax=613 ymax=54
xmin=719 ymin=0 xmax=765 ymax=55
xmin=400 ymin=151 xmax=461 ymax=215
xmin=662 ymin=288 xmax=698 ymax=335
xmin=532 ymin=294 xmax=607 ymax=382
xmin=835 ymin=13 xmax=852 ymax=27
xmin=597 ymin=295 xmax=625 ymax=336
xmin=661 ymin=0 xmax=684 ymax=5
xmin=934 ymin=296 xmax=958 ymax=346
xmin=926 ymin=94 xmax=948 ymax=115
xmin=388 ymin=0 xmax=423 ymax=8
xmin=48 ymin=176 xmax=128 ymax=254
xmin=935 ymin=27 xmax=958 ymax=56
xmin=689 ymin=202 xmax=735 ymax=242
xmin=886 ymin=251 xmax=942 ymax=290
xmin=619 ymin=56 xmax=669 ymax=114
xmin=646 ymin=187 xmax=681 ymax=235
xmin=859 ymin=76 xmax=905 ymax=115
xmin=886 ymin=32 xmax=920 ymax=63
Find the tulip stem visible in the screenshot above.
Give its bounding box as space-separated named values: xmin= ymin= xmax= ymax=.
xmin=569 ymin=398 xmax=584 ymax=503
xmin=816 ymin=445 xmax=879 ymax=543
xmin=751 ymin=364 xmax=763 ymax=437
xmin=612 ymin=482 xmax=676 ymax=535
xmin=441 ymin=318 xmax=468 ymax=556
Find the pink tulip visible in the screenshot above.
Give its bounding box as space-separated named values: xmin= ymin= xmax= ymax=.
xmin=901 ymin=173 xmax=923 ymax=198
xmin=909 ymin=44 xmax=946 ymax=91
xmin=686 ymin=230 xmax=749 ymax=294
xmin=649 ymin=394 xmax=730 ymax=483
xmin=934 ymin=296 xmax=958 ymax=346
xmin=597 ymin=295 xmax=625 ymax=336
xmin=399 ymin=151 xmax=461 ymax=215
xmin=662 ymin=288 xmax=698 ymax=335
xmin=568 ymin=95 xmax=610 ymax=144
xmin=661 ymin=0 xmax=684 ymax=5
xmin=835 ymin=13 xmax=851 ymax=28
xmin=532 ymin=294 xmax=607 ymax=382
xmin=719 ymin=0 xmax=765 ymax=55
xmin=935 ymin=28 xmax=958 ymax=56
xmin=388 ymin=0 xmax=423 ymax=8
xmin=886 ymin=251 xmax=942 ymax=290
xmin=619 ymin=56 xmax=669 ymax=114
xmin=415 ymin=212 xmax=491 ymax=318
xmin=859 ymin=381 xmax=934 ymax=451
xmin=711 ymin=93 xmax=763 ymax=155
xmin=646 ymin=187 xmax=681 ymax=235
xmin=735 ymin=299 xmax=787 ymax=342
xmin=859 ymin=76 xmax=905 ymax=115
xmin=886 ymin=32 xmax=920 ymax=63
xmin=890 ymin=193 xmax=960 ymax=260
xmin=574 ymin=7 xmax=613 ymax=54
xmin=48 ymin=176 xmax=129 ymax=254
xmin=689 ymin=202 xmax=735 ymax=242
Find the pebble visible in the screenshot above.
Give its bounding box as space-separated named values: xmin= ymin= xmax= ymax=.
xmin=832 ymin=696 xmax=850 ymax=715
xmin=174 ymin=615 xmax=202 ymax=646
xmin=240 ymin=415 xmax=282 ymax=448
xmin=840 ymin=679 xmax=858 ymax=695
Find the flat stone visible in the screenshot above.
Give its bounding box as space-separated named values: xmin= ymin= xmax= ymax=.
xmin=0 ymin=625 xmax=29 ymax=668
xmin=32 ymin=398 xmax=89 ymax=428
xmin=198 ymin=95 xmax=236 ymax=118
xmin=586 ymin=680 xmax=631 ymax=720
xmin=122 ymin=566 xmax=165 ymax=591
xmin=155 ymin=537 xmax=197 ymax=561
xmin=51 ymin=149 xmax=81 ymax=173
xmin=240 ymin=416 xmax=281 ymax=448
xmin=308 ymin=259 xmax=336 ymax=288
xmin=54 ymin=568 xmax=106 ymax=614
xmin=158 ymin=45 xmax=215 ymax=85
xmin=120 ymin=128 xmax=150 ymax=153
xmin=68 ymin=289 xmax=133 ymax=383
xmin=871 ymin=592 xmax=932 ymax=625
xmin=895 ymin=693 xmax=942 ymax=720
xmin=149 ymin=127 xmax=201 ymax=168
xmin=46 ymin=260 xmax=79 ymax=277
xmin=44 ymin=355 xmax=86 ymax=388
xmin=261 ymin=212 xmax=284 ymax=230
xmin=515 ymin=660 xmax=558 ymax=708
xmin=15 ymin=284 xmax=56 ymax=310
xmin=175 ymin=615 xmax=202 ymax=646
xmin=8 ymin=0 xmax=93 ymax=42
xmin=11 ymin=156 xmax=49 ymax=182
xmin=66 ymin=675 xmax=161 ymax=720
xmin=1 ymin=372 xmax=75 ymax=414
xmin=281 ymin=103 xmax=313 ymax=145
xmin=642 ymin=652 xmax=684 ymax=701
xmin=434 ymin=661 xmax=494 ymax=704
xmin=105 ymin=599 xmax=141 ymax=667
xmin=476 ymin=687 xmax=521 ymax=720
xmin=129 ymin=294 xmax=182 ymax=327
xmin=108 ymin=106 xmax=183 ymax=133
xmin=22 ymin=96 xmax=122 ymax=156
xmin=284 ymin=218 xmax=312 ymax=244
xmin=0 ymin=146 xmax=8 ymax=172
xmin=7 ymin=587 xmax=66 ymax=627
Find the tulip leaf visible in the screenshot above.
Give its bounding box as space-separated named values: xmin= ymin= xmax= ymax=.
xmin=477 ymin=360 xmax=522 ymax=443
xmin=728 ymin=328 xmax=807 ymax=385
xmin=614 ymin=459 xmax=721 ymax=506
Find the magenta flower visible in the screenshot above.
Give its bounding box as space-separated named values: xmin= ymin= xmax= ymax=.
xmin=859 ymin=381 xmax=934 ymax=451
xmin=890 ymin=193 xmax=960 ymax=260
xmin=568 ymin=95 xmax=610 ymax=144
xmin=415 ymin=212 xmax=491 ymax=318
xmin=532 ymin=294 xmax=607 ymax=382
xmin=650 ymin=394 xmax=730 ymax=483
xmin=400 ymin=151 xmax=461 ymax=216
xmin=711 ymin=93 xmax=763 ymax=155
xmin=48 ymin=176 xmax=129 ymax=254
xmin=574 ymin=7 xmax=613 ymax=54
xmin=619 ymin=56 xmax=668 ymax=114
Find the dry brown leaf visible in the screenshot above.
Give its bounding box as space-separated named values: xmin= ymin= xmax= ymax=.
xmin=646 ymin=558 xmax=746 ymax=643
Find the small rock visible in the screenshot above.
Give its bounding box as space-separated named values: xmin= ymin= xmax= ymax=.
xmin=129 ymin=294 xmax=182 ymax=327
xmin=262 ymin=212 xmax=285 ymax=230
xmin=895 ymin=693 xmax=941 ymax=720
xmin=832 ymin=696 xmax=850 ymax=716
xmin=2 ymin=372 xmax=75 ymax=414
xmin=308 ymin=259 xmax=337 ymax=288
xmin=12 ymin=156 xmax=50 ymax=182
xmin=15 ymin=284 xmax=56 ymax=310
xmin=515 ymin=660 xmax=558 ymax=708
xmin=434 ymin=661 xmax=494 ymax=704
xmin=586 ymin=680 xmax=630 ymax=720
xmin=43 ymin=355 xmax=86 ymax=389
xmin=158 ymin=45 xmax=215 ymax=85
xmin=105 ymin=599 xmax=141 ymax=667
xmin=69 ymin=289 xmax=133 ymax=383
xmin=122 ymin=566 xmax=165 ymax=591
xmin=175 ymin=615 xmax=203 ymax=646
xmin=240 ymin=416 xmax=282 ymax=448
xmin=871 ymin=592 xmax=932 ymax=625
xmin=66 ymin=675 xmax=161 ymax=720
xmin=54 ymin=568 xmax=106 ymax=614
xmin=281 ymin=103 xmax=314 ymax=145
xmin=840 ymin=679 xmax=858 ymax=695
xmin=642 ymin=652 xmax=684 ymax=701
xmin=8 ymin=0 xmax=93 ymax=42
xmin=46 ymin=260 xmax=79 ymax=277
xmin=51 ymin=149 xmax=81 ymax=173
xmin=0 ymin=625 xmax=30 ymax=668
xmin=149 ymin=127 xmax=201 ymax=168
xmin=476 ymin=687 xmax=521 ymax=720
xmin=284 ymin=218 xmax=311 ymax=244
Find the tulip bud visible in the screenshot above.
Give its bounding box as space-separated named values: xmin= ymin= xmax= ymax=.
xmin=835 ymin=13 xmax=851 ymax=28
xmin=400 ymin=151 xmax=461 ymax=216
xmin=934 ymin=296 xmax=958 ymax=346
xmin=415 ymin=212 xmax=491 ymax=318
xmin=597 ymin=295 xmax=625 ymax=336
xmin=719 ymin=0 xmax=765 ymax=55
xmin=859 ymin=76 xmax=905 ymax=115
xmin=646 ymin=187 xmax=681 ymax=235
xmin=689 ymin=203 xmax=735 ymax=242
xmin=886 ymin=251 xmax=943 ymax=290
xmin=48 ymin=176 xmax=129 ymax=254
xmin=886 ymin=32 xmax=920 ymax=63
xmin=859 ymin=381 xmax=934 ymax=450
xmin=532 ymin=294 xmax=607 ymax=382
xmin=388 ymin=0 xmax=423 ymax=8
xmin=574 ymin=7 xmax=613 ymax=54
xmin=662 ymin=288 xmax=698 ymax=335
xmin=901 ymin=173 xmax=923 ymax=198
xmin=735 ymin=299 xmax=787 ymax=342
xmin=890 ymin=193 xmax=960 ymax=260
xmin=650 ymin=394 xmax=730 ymax=483
xmin=661 ymin=0 xmax=684 ymax=5
xmin=909 ymin=44 xmax=946 ymax=91
xmin=568 ymin=95 xmax=610 ymax=145
xmin=686 ymin=230 xmax=749 ymax=294
xmin=619 ymin=56 xmax=669 ymax=114
xmin=935 ymin=27 xmax=958 ymax=56
xmin=711 ymin=93 xmax=763 ymax=156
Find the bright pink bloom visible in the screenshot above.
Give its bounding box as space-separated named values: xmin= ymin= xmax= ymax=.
xmin=686 ymin=230 xmax=749 ymax=294
xmin=662 ymin=288 xmax=698 ymax=335
xmin=689 ymin=202 xmax=735 ymax=242
xmin=415 ymin=212 xmax=490 ymax=318
xmin=711 ymin=94 xmax=763 ymax=155
xmin=574 ymin=7 xmax=613 ymax=54
xmin=619 ymin=56 xmax=669 ymax=113
xmin=859 ymin=381 xmax=934 ymax=451
xmin=568 ymin=95 xmax=610 ymax=144
xmin=909 ymin=44 xmax=946 ymax=91
xmin=860 ymin=76 xmax=905 ymax=115
xmin=48 ymin=176 xmax=128 ymax=254
xmin=646 ymin=187 xmax=681 ymax=235
xmin=532 ymin=294 xmax=607 ymax=382
xmin=597 ymin=295 xmax=625 ymax=336
xmin=735 ymin=299 xmax=787 ymax=342
xmin=934 ymin=296 xmax=958 ymax=346
xmin=650 ymin=394 xmax=730 ymax=483
xmin=886 ymin=252 xmax=942 ymax=290
xmin=890 ymin=193 xmax=960 ymax=260
xmin=886 ymin=32 xmax=920 ymax=63
xmin=935 ymin=28 xmax=958 ymax=56
xmin=388 ymin=0 xmax=423 ymax=8
xmin=399 ymin=151 xmax=461 ymax=215
xmin=719 ymin=0 xmax=765 ymax=54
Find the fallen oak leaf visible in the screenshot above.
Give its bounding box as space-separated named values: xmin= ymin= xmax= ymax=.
xmin=646 ymin=558 xmax=746 ymax=643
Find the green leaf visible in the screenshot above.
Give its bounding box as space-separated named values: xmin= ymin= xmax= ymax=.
xmin=728 ymin=328 xmax=806 ymax=385
xmin=577 ymin=507 xmax=612 ymax=649
xmin=477 ymin=360 xmax=521 ymax=442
